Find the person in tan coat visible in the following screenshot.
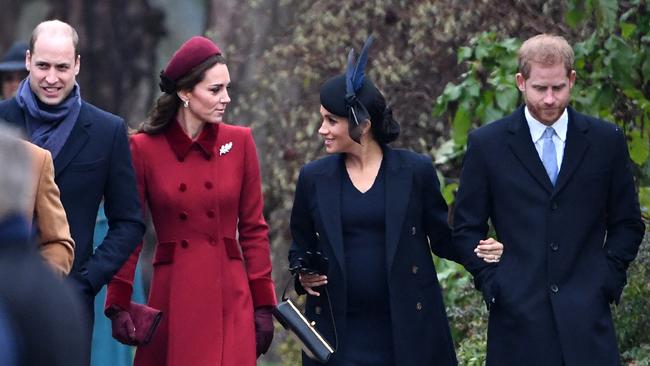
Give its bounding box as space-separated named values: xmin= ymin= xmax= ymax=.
xmin=23 ymin=140 xmax=74 ymax=275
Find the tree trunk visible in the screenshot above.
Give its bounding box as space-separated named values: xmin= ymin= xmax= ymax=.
xmin=0 ymin=0 xmax=27 ymax=50
xmin=47 ymin=0 xmax=166 ymax=127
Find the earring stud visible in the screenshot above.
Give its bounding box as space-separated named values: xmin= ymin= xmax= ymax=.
xmin=183 ymin=100 xmax=189 ymax=108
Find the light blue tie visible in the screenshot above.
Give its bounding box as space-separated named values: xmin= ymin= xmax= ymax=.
xmin=542 ymin=127 xmax=558 ymax=185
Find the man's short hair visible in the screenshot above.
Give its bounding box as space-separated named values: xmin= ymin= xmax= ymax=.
xmin=518 ymin=34 xmax=574 ymax=79
xmin=0 ymin=122 xmax=31 ymax=220
xmin=29 ymin=19 xmax=80 ymax=58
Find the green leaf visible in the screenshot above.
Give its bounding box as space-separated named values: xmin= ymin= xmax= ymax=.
xmin=643 ymin=57 xmax=650 ymax=84
xmin=483 ymin=106 xmax=504 ymax=125
xmin=638 ymin=186 xmax=650 ymax=219
xmin=465 ymin=78 xmax=481 ymax=98
xmin=443 ymin=82 xmax=462 ymax=101
xmin=458 ymin=46 xmax=473 ymax=63
xmin=566 ymin=9 xmax=583 ymax=28
xmin=452 ymin=104 xmax=472 ymax=146
xmin=620 ymin=22 xmax=636 ymax=39
xmin=595 ymin=0 xmax=619 ymax=32
xmin=475 ymin=43 xmax=489 ymax=60
xmin=441 ymin=182 xmax=459 ymax=206
xmin=495 ymin=87 xmax=519 ymax=111
xmin=628 ymin=129 xmax=650 ymax=166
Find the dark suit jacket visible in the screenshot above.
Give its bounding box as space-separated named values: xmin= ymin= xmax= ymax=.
xmin=289 ymin=146 xmax=458 ymax=366
xmin=0 ymin=99 xmax=145 ymax=309
xmin=453 ymin=106 xmax=645 ymax=366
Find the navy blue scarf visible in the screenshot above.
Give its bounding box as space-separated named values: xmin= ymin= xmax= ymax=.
xmin=16 ymin=78 xmax=81 ymax=159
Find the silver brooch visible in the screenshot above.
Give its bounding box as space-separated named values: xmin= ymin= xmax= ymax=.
xmin=219 ymin=142 xmax=233 ymax=156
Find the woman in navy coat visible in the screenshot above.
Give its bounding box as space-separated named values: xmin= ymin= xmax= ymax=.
xmin=289 ymin=37 xmax=502 ymax=366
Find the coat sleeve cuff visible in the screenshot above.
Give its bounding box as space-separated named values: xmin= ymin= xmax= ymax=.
xmin=105 ymin=280 xmax=133 ymax=315
xmin=250 ymin=278 xmax=277 ymax=307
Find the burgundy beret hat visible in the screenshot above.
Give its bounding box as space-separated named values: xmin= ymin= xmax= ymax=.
xmin=162 ymin=36 xmax=221 ymax=82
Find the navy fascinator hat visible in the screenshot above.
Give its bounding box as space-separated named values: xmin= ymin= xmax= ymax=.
xmin=320 ymin=36 xmax=399 ymax=144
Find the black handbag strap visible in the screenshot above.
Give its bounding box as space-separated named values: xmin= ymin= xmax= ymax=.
xmin=281 ymin=273 xmax=339 ymax=352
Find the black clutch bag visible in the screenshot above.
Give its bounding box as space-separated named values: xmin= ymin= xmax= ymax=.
xmin=274 ymin=298 xmax=334 ymax=363
xmin=274 ymin=252 xmax=336 ymax=364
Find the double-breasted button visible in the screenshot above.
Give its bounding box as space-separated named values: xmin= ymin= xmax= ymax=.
xmin=180 ymin=240 xmax=189 ymax=248
xmin=411 ymin=226 xmax=416 ymax=235
xmin=416 ymin=302 xmax=423 ymax=311
xmin=315 ymin=306 xmax=322 ymax=315
xmin=412 ymin=265 xmax=419 ymax=274
xmin=550 ymin=284 xmax=559 ymax=293
xmin=550 ymin=242 xmax=558 ymax=251
xmin=207 ymin=210 xmax=215 ymax=218
xmin=179 ymin=212 xmax=188 ymax=220
xmin=179 ymin=183 xmax=187 ymax=192
xmin=205 ymin=181 xmax=213 ymax=189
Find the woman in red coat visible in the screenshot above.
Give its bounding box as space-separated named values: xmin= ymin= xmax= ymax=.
xmin=104 ymin=36 xmax=276 ymax=366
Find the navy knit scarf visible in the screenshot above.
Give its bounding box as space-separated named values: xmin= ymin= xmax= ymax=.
xmin=16 ymin=78 xmax=81 ymax=159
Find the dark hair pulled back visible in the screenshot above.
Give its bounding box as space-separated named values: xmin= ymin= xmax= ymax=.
xmin=139 ymin=54 xmax=225 ymax=134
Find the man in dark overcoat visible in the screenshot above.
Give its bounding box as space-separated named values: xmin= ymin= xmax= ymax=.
xmin=0 ymin=20 xmax=144 ymax=364
xmin=453 ymin=34 xmax=646 ymax=365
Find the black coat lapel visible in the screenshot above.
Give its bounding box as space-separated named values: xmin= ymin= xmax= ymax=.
xmin=384 ymin=148 xmax=412 ymax=271
xmin=506 ymin=107 xmax=554 ymax=194
xmin=554 ymin=108 xmax=590 ymax=194
xmin=315 ymin=155 xmax=346 ymax=279
xmin=53 ymin=104 xmax=89 ymax=178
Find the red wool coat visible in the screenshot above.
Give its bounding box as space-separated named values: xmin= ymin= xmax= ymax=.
xmin=106 ymin=120 xmax=276 ymax=366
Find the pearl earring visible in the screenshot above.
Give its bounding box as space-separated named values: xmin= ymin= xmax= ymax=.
xmin=183 ymin=100 xmax=189 ymax=108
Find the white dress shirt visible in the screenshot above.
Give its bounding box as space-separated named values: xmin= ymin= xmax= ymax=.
xmin=525 ymin=106 xmax=567 ymax=170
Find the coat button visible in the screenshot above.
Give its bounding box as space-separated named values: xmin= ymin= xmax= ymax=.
xmin=315 ymin=306 xmax=322 ymax=315
xmin=551 ymin=202 xmax=558 ymax=210
xmin=412 ymin=265 xmax=418 ymax=274
xmin=411 ymin=226 xmax=416 ymax=235
xmin=180 ymin=240 xmax=189 ymax=248
xmin=208 ymin=236 xmax=218 ymax=246
xmin=416 ymin=302 xmax=423 ymax=311
xmin=550 ymin=242 xmax=558 ymax=251
xmin=205 ymin=181 xmax=213 ymax=189
xmin=550 ymin=284 xmax=559 ymax=293
xmin=179 ymin=183 xmax=187 ymax=192
xmin=179 ymin=212 xmax=188 ymax=220
xmin=207 ymin=210 xmax=215 ymax=218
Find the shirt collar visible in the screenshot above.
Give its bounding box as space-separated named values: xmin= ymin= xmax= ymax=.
xmin=164 ymin=119 xmax=218 ymax=160
xmin=525 ymin=106 xmax=568 ymax=143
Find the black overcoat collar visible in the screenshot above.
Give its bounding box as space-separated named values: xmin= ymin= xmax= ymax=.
xmin=506 ymin=105 xmax=590 ymax=195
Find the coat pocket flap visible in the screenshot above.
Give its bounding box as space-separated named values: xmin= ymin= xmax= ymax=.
xmin=224 ymin=237 xmax=243 ymax=260
xmin=153 ymin=241 xmax=176 ymax=265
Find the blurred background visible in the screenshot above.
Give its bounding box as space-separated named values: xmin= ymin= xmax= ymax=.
xmin=1 ymin=0 xmax=648 ymax=365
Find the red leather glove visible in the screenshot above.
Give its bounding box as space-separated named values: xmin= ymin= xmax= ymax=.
xmin=254 ymin=306 xmax=274 ymax=357
xmin=109 ymin=309 xmax=138 ymax=346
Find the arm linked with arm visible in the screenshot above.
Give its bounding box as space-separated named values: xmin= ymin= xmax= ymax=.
xmin=452 ymin=133 xmax=499 ymax=307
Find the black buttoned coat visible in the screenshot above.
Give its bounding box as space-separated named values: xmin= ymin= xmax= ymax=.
xmin=289 ymin=146 xmax=458 ymax=366
xmin=453 ymin=106 xmax=645 ymax=366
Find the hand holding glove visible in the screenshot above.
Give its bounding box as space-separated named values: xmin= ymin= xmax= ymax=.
xmin=254 ymin=306 xmax=274 ymax=357
xmin=109 ymin=309 xmax=138 ymax=346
